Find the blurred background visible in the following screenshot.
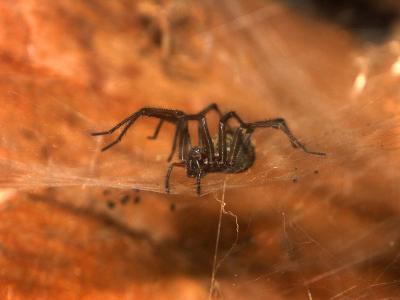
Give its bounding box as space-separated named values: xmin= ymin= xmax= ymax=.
xmin=0 ymin=0 xmax=399 ymax=299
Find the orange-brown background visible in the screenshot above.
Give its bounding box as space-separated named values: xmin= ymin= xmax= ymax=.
xmin=0 ymin=0 xmax=399 ymax=299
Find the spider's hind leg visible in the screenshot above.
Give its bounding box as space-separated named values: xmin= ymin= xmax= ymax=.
xmin=248 ymin=118 xmax=326 ymax=156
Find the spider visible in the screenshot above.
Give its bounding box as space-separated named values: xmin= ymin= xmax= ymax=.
xmin=91 ymin=103 xmax=325 ymax=195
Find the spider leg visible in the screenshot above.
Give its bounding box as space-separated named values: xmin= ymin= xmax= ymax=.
xmin=185 ymin=104 xmax=223 ymax=160
xmin=165 ymin=162 xmax=185 ymax=194
xmin=178 ymin=122 xmax=191 ymax=161
xmin=187 ymin=104 xmax=226 ymax=155
xmin=198 ymin=117 xmax=215 ymax=162
xmin=147 ymin=118 xmax=187 ymax=162
xmin=217 ymin=111 xmax=247 ymax=164
xmin=197 ymin=120 xmax=204 ymax=148
xmin=167 ymin=119 xmax=185 ymax=162
xmin=91 ymin=114 xmax=134 ymax=136
xmin=228 ymin=128 xmax=253 ymax=165
xmin=182 ymin=104 xmax=225 ymax=163
xmin=247 ymin=118 xmax=326 ymax=156
xmin=147 ymin=119 xmax=164 ymax=139
xmin=196 ymin=171 xmax=203 ymax=195
xmin=218 ymin=113 xmax=325 ymax=166
xmin=220 ymin=111 xmax=246 ymax=126
xmin=200 ymin=102 xmax=234 ymax=140
xmin=99 ymin=119 xmax=135 ymax=152
xmin=218 ymin=121 xmax=227 ymax=163
xmin=227 ymin=127 xmax=245 ymax=164
xmin=199 ymin=103 xmax=223 ymax=118
xmin=91 ymin=108 xmax=185 ymax=152
xmin=202 ymin=104 xmax=236 ymax=135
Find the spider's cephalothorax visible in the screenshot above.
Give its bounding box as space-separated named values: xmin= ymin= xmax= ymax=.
xmin=92 ymin=103 xmax=325 ymax=195
xmin=186 ymin=146 xmax=207 ymax=177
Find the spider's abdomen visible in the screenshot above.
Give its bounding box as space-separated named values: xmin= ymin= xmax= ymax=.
xmin=214 ymin=132 xmax=256 ymax=174
xmin=226 ymin=143 xmax=255 ymax=173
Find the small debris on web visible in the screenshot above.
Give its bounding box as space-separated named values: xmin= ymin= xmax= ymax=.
xmin=106 ymin=200 xmax=116 ymax=209
xmin=133 ymin=190 xmax=141 ymax=204
xmin=120 ymin=194 xmax=130 ymax=205
xmin=134 ymin=196 xmax=141 ymax=204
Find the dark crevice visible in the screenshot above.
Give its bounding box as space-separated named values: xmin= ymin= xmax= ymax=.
xmin=282 ymin=0 xmax=399 ymax=43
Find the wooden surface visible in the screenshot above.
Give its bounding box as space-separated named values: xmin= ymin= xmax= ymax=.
xmin=0 ymin=0 xmax=399 ymax=299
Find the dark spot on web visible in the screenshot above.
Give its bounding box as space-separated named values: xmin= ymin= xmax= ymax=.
xmin=107 ymin=200 xmax=116 ymax=209
xmin=120 ymin=195 xmax=130 ymax=205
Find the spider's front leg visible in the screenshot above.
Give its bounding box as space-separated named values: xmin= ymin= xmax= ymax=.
xmin=196 ymin=172 xmax=202 ymax=196
xmin=147 ymin=118 xmax=188 ymax=162
xmin=147 ymin=119 xmax=164 ymax=139
xmin=165 ymin=162 xmax=185 ymax=194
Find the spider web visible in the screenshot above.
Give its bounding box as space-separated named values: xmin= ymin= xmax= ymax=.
xmin=0 ymin=0 xmax=399 ymax=299
xmin=200 ymin=2 xmax=400 ymax=299
xmin=0 ymin=3 xmax=397 ymax=196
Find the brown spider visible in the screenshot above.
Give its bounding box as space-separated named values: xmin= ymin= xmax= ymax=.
xmin=92 ymin=103 xmax=325 ymax=195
